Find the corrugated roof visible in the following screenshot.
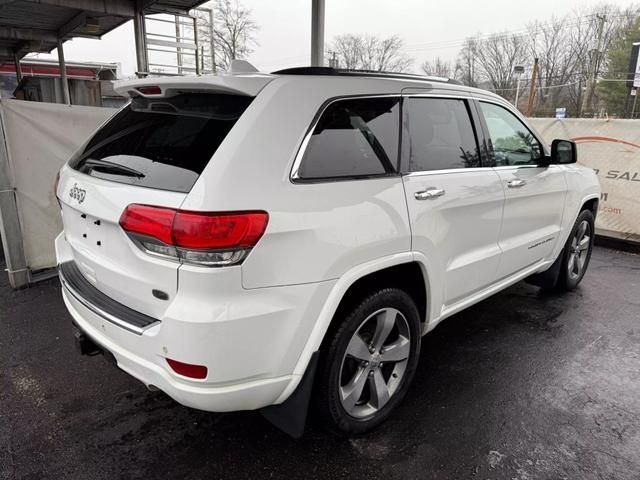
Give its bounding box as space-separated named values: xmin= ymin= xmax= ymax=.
xmin=0 ymin=0 xmax=209 ymax=65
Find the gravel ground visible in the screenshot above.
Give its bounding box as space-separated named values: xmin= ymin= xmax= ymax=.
xmin=1 ymin=245 xmax=639 ymax=480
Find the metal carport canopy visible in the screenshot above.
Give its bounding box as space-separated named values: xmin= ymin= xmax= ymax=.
xmin=0 ymin=0 xmax=210 ymax=290
xmin=0 ymin=0 xmax=210 ymax=66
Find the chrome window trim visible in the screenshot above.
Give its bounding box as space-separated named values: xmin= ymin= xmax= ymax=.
xmin=288 ymin=91 xmax=551 ymax=182
xmin=403 ymin=167 xmax=491 ymax=177
xmin=402 ymin=93 xmax=475 ymax=101
xmin=289 ymin=94 xmax=402 ymax=183
xmin=492 ymin=164 xmax=547 ymax=170
xmin=403 ymin=164 xmax=547 ymax=177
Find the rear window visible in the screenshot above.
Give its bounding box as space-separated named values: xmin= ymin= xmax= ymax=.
xmin=296 ymin=97 xmax=400 ymax=180
xmin=69 ymin=93 xmax=253 ymax=192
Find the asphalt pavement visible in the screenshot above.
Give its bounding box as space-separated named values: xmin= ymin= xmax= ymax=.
xmin=1 ymin=245 xmax=639 ymax=480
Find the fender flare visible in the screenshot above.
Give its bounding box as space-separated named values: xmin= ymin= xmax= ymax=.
xmin=274 ymin=252 xmax=434 ymax=405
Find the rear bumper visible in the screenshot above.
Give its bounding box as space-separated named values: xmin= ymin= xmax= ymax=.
xmin=64 ymin=288 xmax=294 ymax=410
xmin=56 ymin=233 xmax=335 ymax=412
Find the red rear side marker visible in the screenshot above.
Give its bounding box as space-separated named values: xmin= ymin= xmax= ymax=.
xmin=166 ymin=358 xmax=208 ymax=379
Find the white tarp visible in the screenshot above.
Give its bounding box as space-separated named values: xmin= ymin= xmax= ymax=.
xmin=0 ymin=99 xmax=115 ymax=271
xmin=530 ymin=118 xmax=640 ymax=243
xmin=0 ymin=103 xmax=638 ymax=283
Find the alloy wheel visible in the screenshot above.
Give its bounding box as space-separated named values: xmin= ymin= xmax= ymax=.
xmin=568 ymin=219 xmax=591 ymax=280
xmin=338 ymin=307 xmax=411 ymax=419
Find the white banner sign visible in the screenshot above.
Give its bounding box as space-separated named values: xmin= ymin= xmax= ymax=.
xmin=530 ymin=118 xmax=640 ymax=243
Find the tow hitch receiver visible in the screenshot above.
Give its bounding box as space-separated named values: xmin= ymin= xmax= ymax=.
xmin=73 ymin=326 xmax=101 ymax=356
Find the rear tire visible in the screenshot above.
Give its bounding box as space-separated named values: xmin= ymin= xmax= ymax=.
xmin=555 ymin=209 xmax=595 ymax=291
xmin=315 ymin=288 xmax=421 ymax=436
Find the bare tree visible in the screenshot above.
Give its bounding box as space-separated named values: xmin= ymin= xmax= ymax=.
xmin=447 ymin=3 xmax=640 ymax=115
xmin=527 ymin=4 xmax=640 ymax=115
xmin=331 ymin=34 xmax=413 ymax=72
xmin=455 ymin=37 xmax=480 ymax=87
xmin=475 ymin=33 xmax=528 ymax=100
xmin=421 ymin=57 xmax=454 ymax=78
xmin=332 ymin=34 xmax=364 ymax=69
xmin=194 ymin=0 xmax=258 ymax=72
xmin=527 ymin=16 xmax=578 ymax=111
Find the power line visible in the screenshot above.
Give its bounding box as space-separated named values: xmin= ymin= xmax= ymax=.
xmin=402 ymin=16 xmax=597 ymax=54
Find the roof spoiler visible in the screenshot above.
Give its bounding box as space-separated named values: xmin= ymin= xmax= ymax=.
xmin=114 ymin=65 xmax=273 ymax=98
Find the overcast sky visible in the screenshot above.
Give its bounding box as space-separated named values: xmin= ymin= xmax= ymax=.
xmin=27 ymin=0 xmax=638 ymax=77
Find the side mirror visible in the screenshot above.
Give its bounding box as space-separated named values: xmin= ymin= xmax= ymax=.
xmin=550 ymin=139 xmax=577 ymax=164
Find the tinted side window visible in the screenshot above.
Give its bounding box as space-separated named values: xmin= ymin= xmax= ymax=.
xmin=479 ymin=102 xmax=543 ymax=166
xmin=404 ymin=98 xmax=480 ymax=172
xmin=297 ymin=97 xmax=400 ymax=180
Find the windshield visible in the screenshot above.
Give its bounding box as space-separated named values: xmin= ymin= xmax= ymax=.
xmin=69 ymin=93 xmax=253 ymax=193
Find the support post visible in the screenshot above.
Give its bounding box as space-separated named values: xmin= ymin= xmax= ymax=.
xmin=13 ymin=50 xmax=22 ymax=83
xmin=193 ymin=16 xmax=200 ymax=75
xmin=175 ymin=15 xmax=183 ymax=74
xmin=0 ymin=113 xmax=29 ymax=288
xmin=133 ymin=1 xmax=148 ymax=77
xmin=310 ymin=0 xmax=325 ymax=67
xmin=526 ymin=58 xmax=538 ymax=117
xmin=209 ymin=8 xmax=216 ymax=74
xmin=57 ymin=38 xmax=71 ymax=105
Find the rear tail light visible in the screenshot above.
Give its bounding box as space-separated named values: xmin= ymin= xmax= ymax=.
xmin=119 ymin=204 xmax=268 ymax=267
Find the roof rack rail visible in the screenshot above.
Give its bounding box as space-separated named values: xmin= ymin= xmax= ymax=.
xmin=271 ymin=66 xmax=462 ymax=85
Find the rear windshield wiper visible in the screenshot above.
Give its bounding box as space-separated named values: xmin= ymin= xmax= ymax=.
xmin=82 ymin=158 xmax=146 ymax=178
xmin=74 ymin=120 xmax=154 ymax=167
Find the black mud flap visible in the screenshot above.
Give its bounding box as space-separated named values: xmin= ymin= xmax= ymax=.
xmin=260 ymin=351 xmax=319 ymax=439
xmin=525 ymin=248 xmax=564 ymax=289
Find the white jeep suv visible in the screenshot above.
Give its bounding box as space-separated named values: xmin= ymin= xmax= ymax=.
xmin=55 ymin=67 xmax=600 ymax=437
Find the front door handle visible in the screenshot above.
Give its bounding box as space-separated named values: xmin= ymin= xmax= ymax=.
xmin=507 ymin=179 xmax=527 ymax=188
xmin=414 ymin=187 xmax=445 ymax=200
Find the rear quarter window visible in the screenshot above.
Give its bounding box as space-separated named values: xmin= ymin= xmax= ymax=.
xmin=295 ymin=97 xmax=400 ymax=180
xmin=69 ymin=93 xmax=253 ymax=193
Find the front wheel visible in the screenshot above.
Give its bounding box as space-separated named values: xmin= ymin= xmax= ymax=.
xmin=555 ymin=209 xmax=595 ymax=291
xmin=315 ymin=288 xmax=421 ymax=436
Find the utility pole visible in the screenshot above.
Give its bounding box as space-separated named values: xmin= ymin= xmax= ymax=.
xmin=526 ymin=58 xmax=539 ymax=117
xmin=514 ymin=65 xmax=525 ymax=111
xmin=581 ymin=14 xmax=606 ymax=117
xmin=328 ymin=50 xmax=338 ymax=68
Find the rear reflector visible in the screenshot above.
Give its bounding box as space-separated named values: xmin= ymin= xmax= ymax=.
xmin=119 ymin=204 xmax=268 ymax=267
xmin=137 ymin=86 xmax=162 ymax=95
xmin=166 ymin=358 xmax=208 ymax=379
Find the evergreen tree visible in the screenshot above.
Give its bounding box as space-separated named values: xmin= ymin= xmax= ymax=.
xmin=597 ymin=18 xmax=640 ymax=116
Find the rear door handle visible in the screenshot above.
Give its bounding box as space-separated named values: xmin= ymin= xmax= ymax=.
xmin=414 ymin=188 xmax=445 ymax=200
xmin=507 ymin=179 xmax=527 ymax=188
